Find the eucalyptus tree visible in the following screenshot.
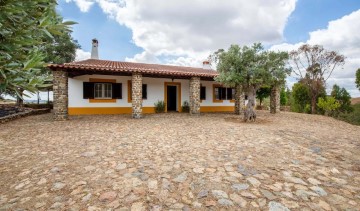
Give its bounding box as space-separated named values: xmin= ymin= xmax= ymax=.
xmin=214 ymin=43 xmax=290 ymax=121
xmin=288 ymin=44 xmax=345 ymax=114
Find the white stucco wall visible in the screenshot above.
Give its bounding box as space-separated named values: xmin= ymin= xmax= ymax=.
xmin=68 ymin=75 xmax=234 ymax=108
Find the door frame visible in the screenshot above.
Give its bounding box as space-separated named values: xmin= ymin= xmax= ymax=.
xmin=164 ymin=82 xmax=182 ymax=112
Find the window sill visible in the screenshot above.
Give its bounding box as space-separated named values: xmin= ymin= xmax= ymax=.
xmin=213 ymin=99 xmax=223 ymax=103
xmin=89 ymin=99 xmax=117 ymax=103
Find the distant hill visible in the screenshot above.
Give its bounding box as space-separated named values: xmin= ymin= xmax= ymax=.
xmin=351 ymin=97 xmax=360 ymax=105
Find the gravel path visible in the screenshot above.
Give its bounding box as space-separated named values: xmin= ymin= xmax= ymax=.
xmin=0 ymin=111 xmax=359 ymax=210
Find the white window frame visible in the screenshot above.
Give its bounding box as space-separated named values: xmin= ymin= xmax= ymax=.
xmin=94 ymin=83 xmax=112 ymax=99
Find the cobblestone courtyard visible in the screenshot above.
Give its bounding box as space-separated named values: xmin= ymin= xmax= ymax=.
xmin=0 ymin=111 xmax=359 ymax=210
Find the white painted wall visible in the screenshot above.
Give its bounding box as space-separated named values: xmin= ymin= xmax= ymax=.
xmin=68 ymin=75 xmax=234 ymax=107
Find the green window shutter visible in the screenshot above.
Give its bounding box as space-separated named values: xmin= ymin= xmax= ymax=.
xmin=83 ymin=82 xmax=94 ymax=99
xmin=112 ymin=83 xmax=122 ymax=99
xmin=142 ymin=84 xmax=147 ymax=99
xmin=200 ymin=86 xmax=206 ymax=100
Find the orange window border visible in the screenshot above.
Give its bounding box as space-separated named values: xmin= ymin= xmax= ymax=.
xmin=89 ymin=78 xmax=117 ymax=103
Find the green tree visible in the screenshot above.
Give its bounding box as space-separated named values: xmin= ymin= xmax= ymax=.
xmin=213 ymin=43 xmax=290 ymax=121
xmin=0 ymin=0 xmax=75 ymax=103
xmin=280 ymin=87 xmax=287 ymax=106
xmin=317 ymin=97 xmax=340 ymax=116
xmin=356 ymin=68 xmax=360 ymax=91
xmin=289 ymin=44 xmax=345 ymax=114
xmin=256 ymin=86 xmax=271 ymax=106
xmin=291 ymin=82 xmax=311 ymax=113
xmin=331 ymin=84 xmax=353 ymax=114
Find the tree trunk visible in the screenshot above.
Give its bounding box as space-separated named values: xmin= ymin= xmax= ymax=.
xmin=311 ymin=94 xmax=317 ymax=114
xmin=234 ymin=84 xmax=244 ymax=115
xmin=244 ymin=86 xmax=256 ymax=122
xmin=47 ymin=89 xmax=50 ymax=105
xmin=37 ymin=91 xmax=40 ymax=104
xmin=16 ymin=89 xmax=24 ymax=107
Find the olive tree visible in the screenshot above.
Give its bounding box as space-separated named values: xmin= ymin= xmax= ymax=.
xmin=213 ymin=43 xmax=290 ymax=121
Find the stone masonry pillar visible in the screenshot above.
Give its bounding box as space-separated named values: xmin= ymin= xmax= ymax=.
xmin=270 ymin=85 xmax=280 ymax=114
xmin=53 ymin=70 xmax=68 ymax=120
xmin=132 ymin=73 xmax=143 ymax=118
xmin=234 ymin=84 xmax=244 ymax=115
xmin=189 ymin=77 xmax=201 ymax=115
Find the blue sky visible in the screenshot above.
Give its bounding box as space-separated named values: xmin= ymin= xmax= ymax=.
xmin=58 ymin=0 xmax=360 ymax=61
xmin=25 ymin=0 xmax=360 ymax=100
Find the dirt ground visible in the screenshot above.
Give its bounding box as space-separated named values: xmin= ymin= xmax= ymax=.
xmin=0 ymin=111 xmax=359 ymax=210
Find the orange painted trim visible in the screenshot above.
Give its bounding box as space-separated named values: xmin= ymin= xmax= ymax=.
xmin=127 ymin=80 xmax=132 ymax=103
xmin=89 ymin=99 xmax=116 ymax=103
xmin=88 ymin=78 xmax=117 ymax=103
xmin=200 ymin=106 xmax=234 ymax=112
xmin=89 ymin=78 xmax=116 ymax=83
xmin=213 ymin=84 xmax=223 ymax=103
xmin=164 ymin=82 xmax=182 ymax=112
xmin=68 ymin=107 xmax=156 ymax=115
xmin=230 ymin=100 xmax=235 ymax=103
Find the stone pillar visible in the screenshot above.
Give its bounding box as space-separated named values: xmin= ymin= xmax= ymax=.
xmin=53 ymin=70 xmax=68 ymax=121
xmin=189 ymin=77 xmax=201 ymax=115
xmin=234 ymin=84 xmax=244 ymax=115
xmin=270 ymin=85 xmax=280 ymax=114
xmin=132 ymin=73 xmax=142 ymax=118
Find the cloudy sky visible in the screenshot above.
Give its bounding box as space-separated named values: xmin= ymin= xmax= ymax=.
xmin=56 ymin=0 xmax=360 ymax=97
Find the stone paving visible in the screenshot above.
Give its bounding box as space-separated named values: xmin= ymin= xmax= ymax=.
xmin=0 ymin=111 xmax=359 ymax=211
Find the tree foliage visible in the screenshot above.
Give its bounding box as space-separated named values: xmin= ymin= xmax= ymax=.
xmin=291 ymin=82 xmax=311 ymax=113
xmin=213 ymin=43 xmax=290 ymax=121
xmin=256 ymin=86 xmax=271 ymax=106
xmin=356 ymin=68 xmax=360 ymax=91
xmin=317 ymin=97 xmax=340 ymax=116
xmin=0 ymin=0 xmax=76 ymax=98
xmin=280 ymin=87 xmax=287 ymax=106
xmin=288 ymin=44 xmax=345 ymax=114
xmin=331 ymin=84 xmax=353 ymax=114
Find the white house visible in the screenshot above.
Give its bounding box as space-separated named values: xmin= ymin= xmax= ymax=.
xmin=49 ymin=39 xmax=253 ymax=120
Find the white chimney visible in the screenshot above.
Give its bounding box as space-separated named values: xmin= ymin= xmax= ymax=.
xmin=202 ymin=60 xmax=211 ymax=69
xmin=91 ymin=38 xmax=99 ymax=59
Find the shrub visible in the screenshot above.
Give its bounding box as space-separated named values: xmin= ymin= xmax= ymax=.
xmin=337 ymin=104 xmax=360 ymax=125
xmin=331 ymin=84 xmax=353 ymax=114
xmin=317 ymin=97 xmax=340 ymax=116
xmin=280 ymin=87 xmax=287 ymax=106
xmin=154 ymin=100 xmax=165 ymax=113
xmin=181 ymin=101 xmax=190 ymax=112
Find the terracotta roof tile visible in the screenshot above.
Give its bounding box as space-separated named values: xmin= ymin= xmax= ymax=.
xmin=48 ymin=59 xmax=218 ymax=78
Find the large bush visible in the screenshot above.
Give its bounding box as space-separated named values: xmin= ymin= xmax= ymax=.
xmin=317 ymin=97 xmax=340 ymax=116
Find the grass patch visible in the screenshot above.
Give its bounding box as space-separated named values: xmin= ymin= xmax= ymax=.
xmin=336 ymin=104 xmax=360 ymax=125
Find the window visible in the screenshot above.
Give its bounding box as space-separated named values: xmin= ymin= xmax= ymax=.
xmin=213 ymin=85 xmax=235 ymax=102
xmin=200 ymin=86 xmax=206 ymax=100
xmin=127 ymin=80 xmax=147 ymax=102
xmin=83 ymin=81 xmax=122 ymax=100
xmin=94 ymin=83 xmax=112 ymax=99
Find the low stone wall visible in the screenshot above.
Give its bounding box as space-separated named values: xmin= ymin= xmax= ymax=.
xmin=0 ymin=108 xmax=50 ymax=124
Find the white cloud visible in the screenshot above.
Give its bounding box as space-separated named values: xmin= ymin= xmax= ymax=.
xmin=75 ymin=49 xmax=91 ymax=61
xmin=271 ymin=10 xmax=360 ymax=97
xmin=65 ymin=0 xmax=95 ymax=12
xmin=68 ymin=0 xmax=296 ymax=66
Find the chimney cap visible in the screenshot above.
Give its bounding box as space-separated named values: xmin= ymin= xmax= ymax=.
xmin=92 ymin=38 xmax=98 ymax=44
xmin=203 ymin=60 xmax=210 ymax=65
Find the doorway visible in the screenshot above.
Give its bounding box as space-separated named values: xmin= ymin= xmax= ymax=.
xmin=167 ymin=86 xmax=177 ymax=111
xmin=164 ymin=82 xmax=181 ymax=112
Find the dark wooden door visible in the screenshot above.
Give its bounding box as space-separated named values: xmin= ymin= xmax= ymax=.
xmin=167 ymin=86 xmax=177 ymax=111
